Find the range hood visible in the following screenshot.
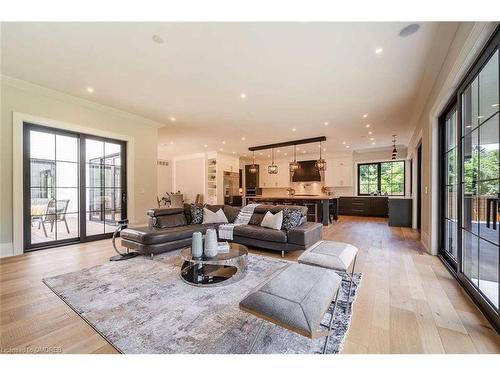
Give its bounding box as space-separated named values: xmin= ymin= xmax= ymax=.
xmin=292 ymin=160 xmax=321 ymax=182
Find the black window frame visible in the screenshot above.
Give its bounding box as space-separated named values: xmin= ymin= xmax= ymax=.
xmin=357 ymin=160 xmax=406 ymax=196
xmin=438 ymin=26 xmax=500 ymax=332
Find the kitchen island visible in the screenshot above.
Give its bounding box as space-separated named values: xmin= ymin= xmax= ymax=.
xmin=244 ymin=195 xmax=339 ymax=226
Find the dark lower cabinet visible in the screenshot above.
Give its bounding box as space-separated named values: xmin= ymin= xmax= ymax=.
xmin=339 ymin=197 xmax=388 ymax=217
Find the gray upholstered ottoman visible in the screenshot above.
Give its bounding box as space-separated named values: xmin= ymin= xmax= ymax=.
xmin=239 ymin=263 xmax=342 ymax=353
xmin=298 ymin=240 xmax=358 ymax=311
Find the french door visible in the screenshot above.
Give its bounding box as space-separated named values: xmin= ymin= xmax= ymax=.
xmin=23 ymin=123 xmax=127 ymax=250
xmin=439 ymin=28 xmax=499 ymax=330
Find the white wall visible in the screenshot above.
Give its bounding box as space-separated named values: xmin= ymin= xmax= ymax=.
xmin=173 ymin=155 xmax=205 ymax=204
xmin=157 ymin=160 xmax=172 ymax=199
xmin=1 ymin=77 xmax=162 ymax=257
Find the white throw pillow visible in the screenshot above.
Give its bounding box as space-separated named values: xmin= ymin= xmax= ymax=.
xmin=202 ymin=208 xmax=229 ymax=224
xmin=260 ymin=210 xmax=283 ymax=230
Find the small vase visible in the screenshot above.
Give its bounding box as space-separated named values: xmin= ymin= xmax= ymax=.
xmin=191 ymin=232 xmax=203 ymax=258
xmin=204 ymin=229 xmax=218 ymax=258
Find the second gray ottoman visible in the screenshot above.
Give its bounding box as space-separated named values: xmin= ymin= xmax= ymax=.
xmin=298 ymin=240 xmax=358 ymax=311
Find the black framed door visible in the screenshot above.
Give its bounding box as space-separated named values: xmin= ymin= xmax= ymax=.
xmin=439 ymin=27 xmax=499 ymax=330
xmin=23 ymin=123 xmax=127 ymax=250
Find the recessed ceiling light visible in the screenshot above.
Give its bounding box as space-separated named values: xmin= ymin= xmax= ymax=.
xmin=302 ymin=151 xmax=306 ymax=154
xmin=292 ymin=128 xmax=297 ymax=132
xmin=86 ymin=87 xmax=94 ymax=93
xmin=363 ymin=114 xmax=368 ymax=118
xmin=318 ymin=144 xmax=321 ymax=148
xmin=375 ymin=48 xmax=383 ymax=54
xmin=152 ymin=35 xmax=164 ymax=44
xmin=284 ymin=153 xmax=288 ymax=156
xmin=324 ymin=122 xmax=329 ymax=126
xmin=232 ymin=151 xmax=236 ymax=154
xmin=365 ymin=124 xmax=371 ymax=128
xmin=259 ymin=152 xmax=263 ymax=156
xmin=267 ymin=154 xmax=271 ymax=158
xmin=170 ymin=117 xmax=176 ymax=122
xmin=222 ymin=140 xmax=226 ymax=144
xmin=170 ymin=141 xmax=174 ymax=145
xmin=323 ymin=148 xmax=327 ymax=152
xmin=240 ymin=93 xmax=247 ymax=99
xmin=219 ymin=148 xmax=223 ymax=152
xmin=204 ymin=144 xmax=208 ymax=148
xmin=399 ymin=24 xmax=420 ymax=38
xmin=243 ymin=153 xmax=247 ymax=157
xmin=346 ymin=145 xmax=350 ymax=149
xmin=342 ymin=141 xmax=346 ymax=145
xmin=277 ymin=149 xmax=281 ymax=153
xmin=296 ymin=146 xmax=300 ymax=150
xmin=372 ymin=142 xmax=376 ymax=145
xmin=368 ymin=131 xmax=373 ymax=135
xmin=241 ymin=137 xmax=246 ymax=141
xmin=370 ymin=137 xmax=375 ymax=141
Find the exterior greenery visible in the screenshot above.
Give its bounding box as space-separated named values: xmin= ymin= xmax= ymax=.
xmin=359 ymin=161 xmax=405 ymax=195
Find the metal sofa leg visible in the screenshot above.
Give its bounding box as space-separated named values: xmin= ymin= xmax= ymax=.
xmin=281 ymin=250 xmax=284 ymax=258
xmin=150 ymin=253 xmax=154 ymax=260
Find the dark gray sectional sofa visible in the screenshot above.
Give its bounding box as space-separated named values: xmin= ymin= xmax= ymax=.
xmin=120 ymin=204 xmax=323 ymax=256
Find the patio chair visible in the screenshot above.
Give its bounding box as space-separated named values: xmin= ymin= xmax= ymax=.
xmin=36 ymin=198 xmax=70 ymax=237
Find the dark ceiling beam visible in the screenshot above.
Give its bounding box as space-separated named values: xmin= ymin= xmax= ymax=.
xmin=248 ymin=136 xmax=327 ymax=151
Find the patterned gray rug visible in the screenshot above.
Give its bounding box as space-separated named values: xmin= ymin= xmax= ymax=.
xmin=43 ymin=251 xmax=362 ymax=354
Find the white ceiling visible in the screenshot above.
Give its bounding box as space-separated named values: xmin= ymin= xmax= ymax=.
xmin=1 ymin=22 xmax=458 ymax=158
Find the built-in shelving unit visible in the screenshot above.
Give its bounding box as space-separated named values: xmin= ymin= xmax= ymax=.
xmin=207 ymin=158 xmax=217 ymax=204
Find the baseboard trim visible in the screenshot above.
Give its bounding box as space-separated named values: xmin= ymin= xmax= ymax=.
xmin=0 ymin=242 xmax=14 ymax=258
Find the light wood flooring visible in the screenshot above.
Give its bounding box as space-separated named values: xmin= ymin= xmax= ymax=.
xmin=1 ymin=216 xmax=499 ymax=354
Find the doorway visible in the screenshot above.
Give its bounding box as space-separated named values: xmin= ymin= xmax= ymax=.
xmin=23 ymin=123 xmax=127 ymax=251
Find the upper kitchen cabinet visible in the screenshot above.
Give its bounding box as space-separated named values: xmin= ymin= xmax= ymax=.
xmin=325 ymin=157 xmax=353 ymax=187
xmin=259 ymin=160 xmax=291 ymax=187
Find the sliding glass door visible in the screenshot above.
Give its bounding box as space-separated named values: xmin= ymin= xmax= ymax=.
xmin=23 ymin=124 xmax=127 ymax=250
xmin=439 ymin=28 xmax=499 ymax=330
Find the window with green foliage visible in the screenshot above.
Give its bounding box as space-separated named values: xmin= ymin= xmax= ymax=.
xmin=358 ymin=161 xmax=405 ymax=196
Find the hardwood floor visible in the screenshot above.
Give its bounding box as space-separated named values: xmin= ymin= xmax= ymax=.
xmin=1 ymin=216 xmax=499 ymax=354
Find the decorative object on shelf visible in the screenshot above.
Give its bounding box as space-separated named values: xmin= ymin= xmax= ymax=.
xmin=110 ymin=219 xmax=140 ymax=261
xmin=290 ymin=144 xmax=300 ymax=172
xmin=391 ymin=135 xmax=398 ymax=160
xmin=204 ymin=229 xmax=219 ymax=257
xmin=248 ymin=151 xmax=258 ymax=174
xmin=316 ymin=140 xmax=326 ymax=171
xmin=191 ymin=232 xmax=203 ymax=258
xmin=268 ymin=148 xmax=278 ymax=174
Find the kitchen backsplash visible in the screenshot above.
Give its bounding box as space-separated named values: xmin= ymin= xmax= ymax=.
xmin=260 ymin=182 xmax=354 ymax=197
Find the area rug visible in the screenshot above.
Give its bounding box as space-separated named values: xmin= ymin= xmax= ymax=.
xmin=42 ymin=251 xmax=362 ymax=354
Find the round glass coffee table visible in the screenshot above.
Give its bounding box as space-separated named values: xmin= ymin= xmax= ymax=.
xmin=180 ymin=243 xmax=248 ymax=287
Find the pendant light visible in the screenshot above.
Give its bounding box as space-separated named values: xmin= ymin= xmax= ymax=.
xmin=289 ymin=144 xmax=300 ymax=172
xmin=316 ymin=141 xmax=326 ymax=171
xmin=391 ymin=135 xmax=398 ymax=160
xmin=249 ymin=151 xmax=258 ymax=174
xmin=268 ymin=148 xmax=278 ymax=174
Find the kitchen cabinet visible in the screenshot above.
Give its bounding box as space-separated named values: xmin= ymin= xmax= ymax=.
xmin=259 ymin=161 xmax=290 ymax=187
xmin=324 ymin=157 xmax=353 ymax=187
xmin=339 ymin=196 xmax=388 ymax=217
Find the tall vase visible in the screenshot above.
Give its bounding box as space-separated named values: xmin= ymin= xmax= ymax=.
xmin=204 ymin=229 xmax=218 ymax=257
xmin=191 ymin=232 xmax=203 ymax=258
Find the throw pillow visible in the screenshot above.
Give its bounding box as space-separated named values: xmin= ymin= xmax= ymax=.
xmin=202 ymin=207 xmax=229 ymax=224
xmin=281 ymin=208 xmax=303 ymax=230
xmin=260 ymin=210 xmax=283 ymax=230
xmin=190 ymin=204 xmax=204 ymax=224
